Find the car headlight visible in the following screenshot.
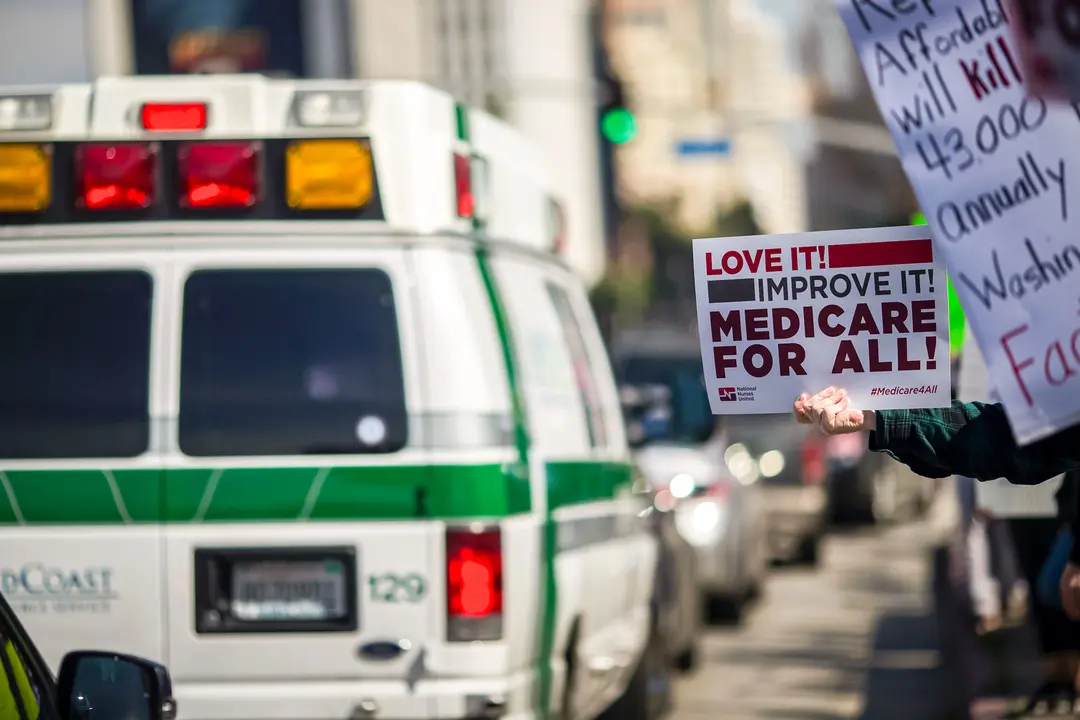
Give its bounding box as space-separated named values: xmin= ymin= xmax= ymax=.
xmin=759 ymin=450 xmax=785 ymax=478
xmin=675 ymin=499 xmax=726 ymax=547
xmin=724 ymin=443 xmax=760 ymax=485
xmin=692 ymin=501 xmax=720 ymax=532
xmin=669 ymin=473 xmax=696 ymax=499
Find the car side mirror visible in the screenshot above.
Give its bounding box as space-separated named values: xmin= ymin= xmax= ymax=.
xmin=626 ymin=417 xmax=648 ymax=449
xmin=58 ymin=651 xmax=176 ymax=720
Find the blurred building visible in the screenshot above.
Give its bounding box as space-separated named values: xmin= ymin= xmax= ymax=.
xmin=797 ymin=0 xmax=917 ymax=229
xmin=354 ymin=0 xmax=607 ymax=284
xmin=603 ymin=0 xmax=814 ymax=236
xmin=354 ymin=0 xmax=503 ymax=113
xmin=0 ymin=0 xmax=111 ymax=84
xmin=0 ymin=0 xmax=608 ymax=285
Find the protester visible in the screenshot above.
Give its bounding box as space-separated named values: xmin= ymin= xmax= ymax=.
xmin=954 ymin=332 xmax=1031 ymax=638
xmin=793 ymin=387 xmax=1080 ymax=620
xmin=953 ymin=333 xmax=1080 ymax=712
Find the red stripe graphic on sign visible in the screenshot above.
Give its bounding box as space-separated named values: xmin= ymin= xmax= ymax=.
xmin=827 ymin=239 xmax=933 ymax=269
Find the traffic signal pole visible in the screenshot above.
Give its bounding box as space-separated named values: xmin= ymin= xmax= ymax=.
xmin=592 ymin=1 xmax=625 ymax=262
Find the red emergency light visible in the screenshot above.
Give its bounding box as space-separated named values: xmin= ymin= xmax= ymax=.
xmin=141 ymin=102 xmax=208 ymax=132
xmin=76 ymin=143 xmax=156 ymax=210
xmin=177 ymin=141 xmax=260 ymax=209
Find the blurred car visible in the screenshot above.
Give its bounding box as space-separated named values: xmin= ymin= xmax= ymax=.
xmin=641 ymin=460 xmax=703 ymax=673
xmin=0 ymin=586 xmax=176 ymax=720
xmin=723 ymin=414 xmax=830 ymax=566
xmin=615 ymin=335 xmax=769 ymax=623
xmin=826 ymin=431 xmax=938 ymax=525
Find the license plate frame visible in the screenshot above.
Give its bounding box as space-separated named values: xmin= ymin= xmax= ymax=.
xmin=194 ymin=546 xmax=358 ymax=634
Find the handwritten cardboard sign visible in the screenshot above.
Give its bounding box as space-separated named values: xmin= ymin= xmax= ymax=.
xmin=835 ymin=0 xmax=1080 ymax=444
xmin=693 ymin=226 xmax=951 ymax=414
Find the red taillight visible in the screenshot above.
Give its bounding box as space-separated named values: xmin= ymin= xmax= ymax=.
xmin=827 ymin=432 xmax=865 ymax=460
xmin=705 ymin=479 xmax=730 ymax=500
xmin=801 ymin=436 xmax=827 ymax=485
xmin=454 ymin=153 xmax=474 ymax=218
xmin=178 ymin=142 xmax=260 ymax=209
xmin=141 ymin=102 xmax=208 ymax=132
xmin=446 ymin=526 xmax=503 ymax=641
xmin=76 ymin=143 xmax=156 ymax=210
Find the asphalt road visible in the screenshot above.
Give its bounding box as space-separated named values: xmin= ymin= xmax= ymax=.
xmin=669 ymin=486 xmax=958 ymax=720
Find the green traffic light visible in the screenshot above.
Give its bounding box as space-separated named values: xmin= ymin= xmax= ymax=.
xmin=601 ymin=107 xmax=636 ymax=144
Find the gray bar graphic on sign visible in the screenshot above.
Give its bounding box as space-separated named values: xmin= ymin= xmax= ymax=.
xmin=707 ymin=278 xmax=756 ymax=304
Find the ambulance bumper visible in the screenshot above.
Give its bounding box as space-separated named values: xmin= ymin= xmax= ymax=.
xmin=174 ymin=674 xmax=536 ymax=720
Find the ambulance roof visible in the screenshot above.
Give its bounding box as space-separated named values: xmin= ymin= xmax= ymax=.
xmin=0 ymin=75 xmax=561 ymax=254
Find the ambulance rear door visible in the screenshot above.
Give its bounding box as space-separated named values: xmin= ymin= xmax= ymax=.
xmin=0 ymin=245 xmax=171 ymax=670
xmin=161 ymin=241 xmax=441 ymax=694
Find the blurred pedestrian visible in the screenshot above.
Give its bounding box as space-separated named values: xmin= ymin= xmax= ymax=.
xmin=795 ymin=339 xmax=1080 ymax=711
xmin=955 ymin=331 xmax=1031 ymax=638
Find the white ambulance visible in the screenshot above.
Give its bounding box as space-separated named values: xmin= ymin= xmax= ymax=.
xmin=0 ymin=75 xmax=658 ymax=720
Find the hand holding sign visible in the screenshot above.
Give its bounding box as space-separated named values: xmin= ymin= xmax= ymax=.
xmin=794 ymin=388 xmax=876 ymax=435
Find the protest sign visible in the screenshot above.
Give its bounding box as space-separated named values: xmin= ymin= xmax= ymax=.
xmin=835 ymin=0 xmax=1080 ymax=445
xmin=693 ymin=226 xmax=951 ymax=415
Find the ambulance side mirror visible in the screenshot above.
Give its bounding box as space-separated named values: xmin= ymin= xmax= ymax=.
xmin=58 ymin=651 xmax=176 ymax=720
xmin=620 ymin=384 xmax=671 ymax=448
xmin=620 ymin=385 xmax=648 ymax=448
xmin=626 ymin=418 xmax=649 ymax=449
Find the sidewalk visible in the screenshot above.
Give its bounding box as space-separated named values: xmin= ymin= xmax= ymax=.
xmin=863 ymin=471 xmax=1047 ymax=719
xmin=855 ymin=481 xmax=956 ymax=719
xmin=859 ymin=609 xmax=943 ymax=719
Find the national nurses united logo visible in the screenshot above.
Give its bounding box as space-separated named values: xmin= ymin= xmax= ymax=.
xmin=718 ymin=386 xmax=757 ymax=402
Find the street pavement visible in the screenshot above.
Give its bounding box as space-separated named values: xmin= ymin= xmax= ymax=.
xmin=669 ymin=485 xmax=958 ymax=720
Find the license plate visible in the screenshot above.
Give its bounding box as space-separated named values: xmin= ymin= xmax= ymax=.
xmin=231 ymin=559 xmax=347 ymax=622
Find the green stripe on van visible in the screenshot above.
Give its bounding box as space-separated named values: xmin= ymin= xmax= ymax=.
xmin=0 ymin=461 xmax=632 ymax=525
xmin=0 ymin=465 xmax=535 ymax=524
xmin=548 ymin=462 xmax=633 ymax=510
xmin=474 ymin=247 xmax=556 ymax=717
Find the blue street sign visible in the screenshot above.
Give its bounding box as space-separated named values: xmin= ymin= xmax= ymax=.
xmin=674 ymin=138 xmax=732 ymax=157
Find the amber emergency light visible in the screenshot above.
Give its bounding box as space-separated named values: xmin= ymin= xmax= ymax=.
xmin=0 ymin=143 xmax=51 ymax=213
xmin=285 ymin=139 xmax=373 ymax=210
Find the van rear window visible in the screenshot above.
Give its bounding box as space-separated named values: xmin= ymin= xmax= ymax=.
xmin=0 ymin=271 xmax=153 ymax=459
xmin=178 ymin=268 xmax=408 ymax=457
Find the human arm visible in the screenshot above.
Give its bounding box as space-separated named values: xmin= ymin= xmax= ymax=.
xmin=872 ymin=400 xmax=1080 ymax=485
xmin=794 ymin=388 xmax=1080 ymax=485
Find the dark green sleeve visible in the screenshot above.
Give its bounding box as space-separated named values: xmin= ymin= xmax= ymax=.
xmin=868 ymin=401 xmax=1080 ymax=485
